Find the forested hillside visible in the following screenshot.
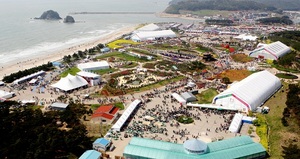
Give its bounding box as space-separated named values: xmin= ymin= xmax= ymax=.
xmin=166 ymin=0 xmax=300 ymax=14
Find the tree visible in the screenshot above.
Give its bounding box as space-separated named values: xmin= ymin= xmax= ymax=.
xmin=222 ymin=77 xmax=230 ymax=84
xmin=282 ymin=143 xmax=300 ymax=159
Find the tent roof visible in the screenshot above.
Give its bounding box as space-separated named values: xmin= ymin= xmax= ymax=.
xmin=172 ymin=93 xmax=186 ymax=103
xmin=213 ymin=70 xmax=281 ymax=111
xmin=136 ymin=23 xmax=160 ymax=32
xmin=77 ymin=61 xmax=109 ymax=70
xmin=132 ymin=30 xmax=176 ymax=41
xmin=124 ymin=136 xmax=266 ymax=159
xmin=111 ymin=99 xmax=141 ymax=131
xmin=93 ymin=138 xmax=110 ymax=146
xmin=181 ymin=92 xmax=196 ymax=100
xmin=183 ymin=139 xmax=207 ymax=152
xmin=249 ymin=41 xmax=291 ymax=59
xmin=234 ymin=34 xmax=257 ymax=41
xmin=13 ymin=70 xmax=45 ymax=84
xmin=79 ymin=150 xmax=101 ymax=159
xmin=77 ymin=71 xmax=100 ymax=78
xmin=228 ymin=113 xmax=243 ymax=133
xmin=51 ymin=74 xmax=88 ymax=91
xmin=50 ymin=102 xmax=69 ymax=109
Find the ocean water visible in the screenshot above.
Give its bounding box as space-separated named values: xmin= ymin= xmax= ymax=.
xmin=0 ymin=0 xmax=196 ymax=66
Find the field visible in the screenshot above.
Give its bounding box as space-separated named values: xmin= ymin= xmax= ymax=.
xmin=96 ymin=52 xmax=149 ymax=62
xmin=93 ymin=68 xmax=118 ymax=75
xmin=196 ymin=88 xmax=218 ymax=104
xmin=107 ymin=39 xmax=139 ymax=49
xmin=217 ymin=70 xmax=252 ymax=82
xmin=230 ymin=54 xmax=253 ymax=63
xmin=60 ymin=67 xmax=81 ymax=77
xmin=261 ymin=83 xmax=300 ymax=158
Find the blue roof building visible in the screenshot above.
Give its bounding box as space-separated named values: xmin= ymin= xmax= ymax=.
xmin=124 ymin=136 xmax=267 ymax=159
xmin=79 ymin=150 xmax=101 ymax=159
xmin=93 ymin=138 xmax=111 ymax=151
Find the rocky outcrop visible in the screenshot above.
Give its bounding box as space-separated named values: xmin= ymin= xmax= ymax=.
xmin=35 ymin=10 xmax=62 ymax=20
xmin=63 ymin=15 xmax=75 ymax=23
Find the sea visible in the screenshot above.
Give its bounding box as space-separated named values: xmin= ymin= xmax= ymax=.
xmin=0 ymin=0 xmax=199 ymax=66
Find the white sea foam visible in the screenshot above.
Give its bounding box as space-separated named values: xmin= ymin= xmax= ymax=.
xmin=0 ymin=29 xmax=115 ymax=66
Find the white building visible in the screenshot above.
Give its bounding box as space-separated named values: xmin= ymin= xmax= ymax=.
xmin=77 ymin=61 xmax=109 ymax=71
xmin=131 ymin=30 xmax=177 ymax=42
xmin=249 ymin=41 xmax=291 ymax=60
xmin=212 ymin=70 xmax=281 ymax=112
xmin=51 ymin=74 xmax=88 ymax=92
xmin=0 ymin=90 xmax=15 ymax=99
xmin=77 ymin=71 xmax=101 ymax=86
xmin=234 ymin=34 xmax=257 ymax=41
xmin=135 ymin=23 xmax=160 ymax=32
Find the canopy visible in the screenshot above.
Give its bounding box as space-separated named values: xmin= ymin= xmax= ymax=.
xmin=51 ymin=74 xmax=88 ymax=91
xmin=13 ymin=70 xmax=45 ymax=84
xmin=229 ymin=113 xmax=243 ymax=133
xmin=111 ymin=99 xmax=141 ymax=131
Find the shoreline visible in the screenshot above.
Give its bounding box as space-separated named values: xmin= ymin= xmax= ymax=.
xmin=0 ymin=25 xmax=138 ymax=80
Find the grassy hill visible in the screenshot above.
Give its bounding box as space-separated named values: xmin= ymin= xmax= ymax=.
xmin=166 ymin=0 xmax=300 ymax=14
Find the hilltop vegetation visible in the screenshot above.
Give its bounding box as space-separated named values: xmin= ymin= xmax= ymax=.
xmin=166 ymin=0 xmax=300 ymax=14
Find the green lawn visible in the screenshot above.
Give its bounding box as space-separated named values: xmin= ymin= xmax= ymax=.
xmin=96 ymin=52 xmax=149 ymax=62
xmin=196 ymin=88 xmax=218 ymax=104
xmin=91 ymin=104 xmax=100 ymax=110
xmin=114 ymin=102 xmax=125 ymax=110
xmin=60 ymin=67 xmax=81 ymax=77
xmin=107 ymin=39 xmax=139 ymax=49
xmin=262 ymin=83 xmax=293 ymax=158
xmin=93 ymin=68 xmax=118 ymax=75
xmin=275 ymin=73 xmax=298 ymax=79
xmin=255 ymin=114 xmax=268 ymax=149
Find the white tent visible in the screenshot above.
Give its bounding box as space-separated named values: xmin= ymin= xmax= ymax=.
xmin=77 ymin=71 xmax=101 ymax=86
xmin=13 ymin=70 xmax=45 ymax=84
xmin=77 ymin=61 xmax=109 ymax=71
xmin=0 ymin=90 xmax=15 ymax=99
xmin=51 ymin=74 xmax=88 ymax=92
xmin=131 ymin=30 xmax=177 ymax=42
xmin=234 ymin=34 xmax=257 ymax=41
xmin=212 ymin=70 xmax=281 ymax=112
xmin=171 ymin=93 xmax=186 ymax=105
xmin=249 ymin=41 xmax=291 ymax=60
xmin=229 ymin=113 xmax=243 ymax=133
xmin=135 ymin=23 xmax=160 ymax=32
xmin=0 ymin=81 xmax=4 ymax=86
xmin=111 ymin=99 xmax=141 ymax=132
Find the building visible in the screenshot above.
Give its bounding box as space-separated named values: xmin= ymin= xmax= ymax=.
xmin=77 ymin=71 xmax=101 ymax=86
xmin=0 ymin=90 xmax=15 ymax=99
xmin=77 ymin=61 xmax=110 ymax=72
xmin=131 ymin=30 xmax=177 ymax=42
xmin=234 ymin=34 xmax=258 ymax=41
xmin=123 ymin=136 xmax=266 ymax=159
xmin=171 ymin=93 xmax=186 ymax=105
xmin=212 ymin=70 xmax=281 ymax=112
xmin=49 ymin=102 xmax=69 ymax=111
xmin=93 ymin=138 xmax=111 ymax=151
xmin=100 ymin=47 xmax=110 ymax=53
xmin=51 ymin=74 xmax=88 ymax=92
xmin=91 ymin=104 xmax=119 ymax=123
xmin=79 ymin=150 xmax=101 ymax=159
xmin=135 ymin=23 xmax=160 ymax=32
xmin=181 ymin=92 xmax=197 ymax=103
xmin=111 ymin=99 xmax=141 ymax=132
xmin=13 ymin=70 xmax=45 ymax=85
xmin=249 ymin=41 xmax=291 ymax=60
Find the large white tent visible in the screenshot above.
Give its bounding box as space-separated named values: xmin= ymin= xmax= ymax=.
xmin=51 ymin=74 xmax=88 ymax=92
xmin=111 ymin=99 xmax=141 ymax=132
xmin=135 ymin=23 xmax=160 ymax=32
xmin=234 ymin=34 xmax=257 ymax=41
xmin=77 ymin=61 xmax=109 ymax=72
xmin=131 ymin=30 xmax=176 ymax=42
xmin=249 ymin=41 xmax=291 ymax=60
xmin=212 ymin=70 xmax=281 ymax=112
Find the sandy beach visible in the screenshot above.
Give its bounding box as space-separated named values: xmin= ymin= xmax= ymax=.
xmin=0 ymin=25 xmax=138 ymax=80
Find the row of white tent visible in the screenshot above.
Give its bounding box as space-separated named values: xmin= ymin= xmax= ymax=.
xmin=111 ymin=99 xmax=142 ymax=132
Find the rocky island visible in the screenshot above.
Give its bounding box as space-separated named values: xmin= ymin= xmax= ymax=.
xmin=63 ymin=15 xmax=75 ymax=23
xmin=35 ymin=10 xmax=62 ymax=20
